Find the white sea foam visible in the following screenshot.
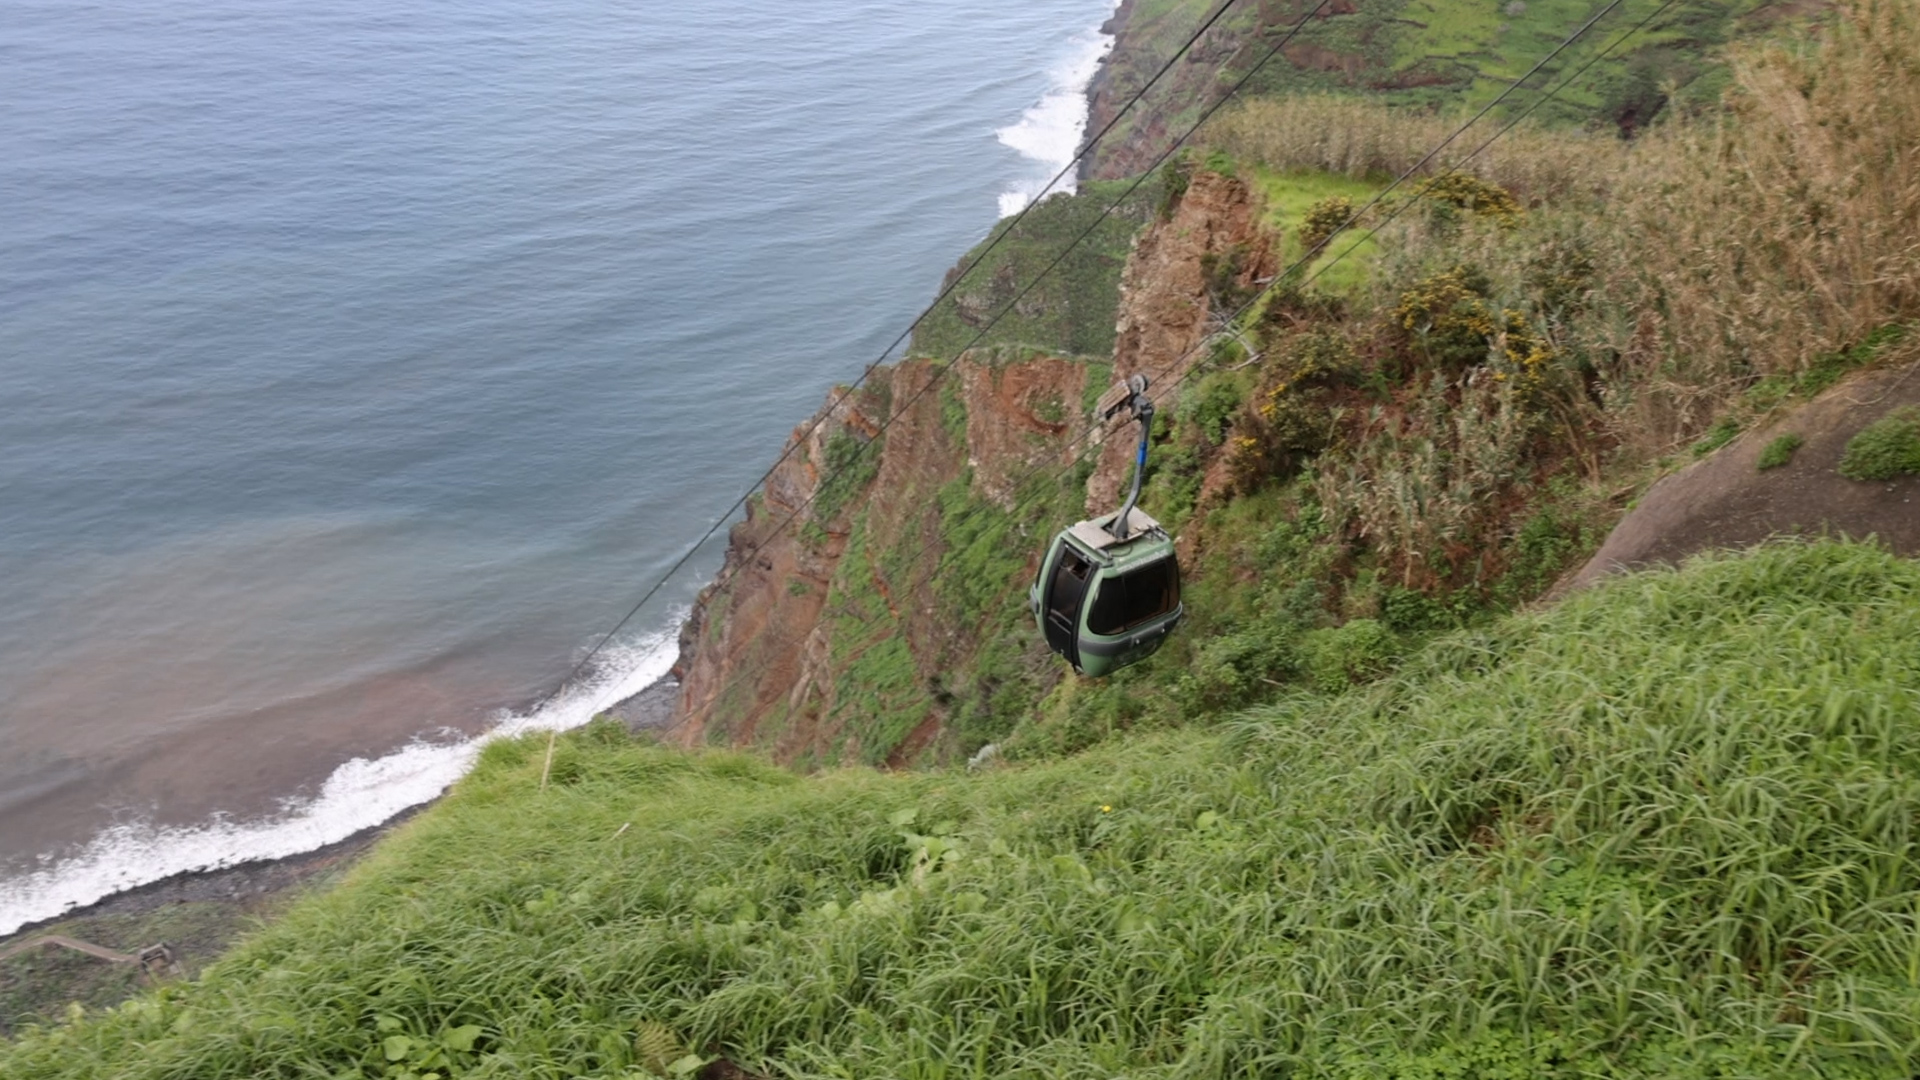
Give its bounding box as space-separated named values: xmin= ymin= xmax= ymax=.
xmin=996 ymin=3 xmax=1120 ymax=217
xmin=0 ymin=618 xmax=682 ymax=938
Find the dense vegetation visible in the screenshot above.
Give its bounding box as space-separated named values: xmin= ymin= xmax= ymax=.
xmin=792 ymin=1 xmax=1920 ymax=768
xmin=5 ymin=542 xmax=1920 ymax=1078
xmin=912 ymin=177 xmax=1159 ymax=362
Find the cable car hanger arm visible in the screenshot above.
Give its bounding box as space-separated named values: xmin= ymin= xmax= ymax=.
xmin=1101 ymin=374 xmax=1154 ymax=541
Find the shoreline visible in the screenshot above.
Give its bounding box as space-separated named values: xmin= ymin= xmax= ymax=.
xmin=2 ymin=677 xmax=679 ymax=1031
xmin=0 ymin=676 xmax=680 ymax=953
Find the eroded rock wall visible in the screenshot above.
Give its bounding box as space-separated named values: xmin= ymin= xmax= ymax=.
xmin=670 ymin=355 xmax=1090 ymax=765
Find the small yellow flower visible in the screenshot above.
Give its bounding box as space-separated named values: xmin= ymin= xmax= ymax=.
xmin=1100 ymin=805 xmax=1113 ymax=813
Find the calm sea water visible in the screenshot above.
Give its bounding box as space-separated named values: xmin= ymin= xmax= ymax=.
xmin=0 ymin=0 xmax=1118 ymax=933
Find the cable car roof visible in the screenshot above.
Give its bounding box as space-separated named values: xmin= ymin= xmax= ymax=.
xmin=1067 ymin=508 xmax=1166 ymax=555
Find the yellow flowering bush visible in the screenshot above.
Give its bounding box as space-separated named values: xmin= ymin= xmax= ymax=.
xmin=1411 ymin=173 xmax=1523 ymax=229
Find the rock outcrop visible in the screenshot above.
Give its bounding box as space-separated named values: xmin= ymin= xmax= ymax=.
xmin=1568 ymin=356 xmax=1920 ymax=591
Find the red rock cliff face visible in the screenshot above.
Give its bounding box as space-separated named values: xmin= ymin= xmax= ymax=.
xmin=670 ymin=355 xmax=1090 ymax=765
xmin=671 ymin=172 xmax=1272 ymax=767
xmin=1086 ymin=169 xmax=1277 ymax=514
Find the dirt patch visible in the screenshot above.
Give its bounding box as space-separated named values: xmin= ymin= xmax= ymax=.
xmin=1568 ymin=362 xmax=1920 ymax=590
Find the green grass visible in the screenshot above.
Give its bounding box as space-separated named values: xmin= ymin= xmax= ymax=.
xmin=8 ymin=542 xmax=1920 ymax=1078
xmin=1249 ymin=167 xmax=1385 ymax=294
xmin=1838 ymin=407 xmax=1920 ymax=482
xmin=1757 ymin=433 xmax=1803 ymax=471
xmin=1745 ymin=324 xmax=1912 ymax=413
xmin=1691 ymin=416 xmax=1742 ymax=457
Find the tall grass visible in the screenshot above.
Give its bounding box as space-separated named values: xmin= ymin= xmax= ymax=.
xmin=5 ymin=542 xmax=1919 ymax=1078
xmin=1218 ymin=3 xmax=1920 ymax=454
xmin=1584 ymin=0 xmax=1920 ymax=447
xmin=1196 ymin=2 xmax=1920 ymax=585
xmin=1202 ymin=95 xmax=1623 ymax=204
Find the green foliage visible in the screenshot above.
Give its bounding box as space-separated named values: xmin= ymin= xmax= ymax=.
xmin=1298 ymin=194 xmax=1356 ymax=256
xmin=1691 ymin=417 xmax=1742 ymax=458
xmin=1757 ymin=432 xmax=1804 ymax=471
xmin=913 ymin=178 xmax=1159 ymax=360
xmin=811 ymin=429 xmax=881 ymax=525
xmin=1158 ymin=152 xmax=1194 ymax=221
xmin=1178 ymin=619 xmax=1302 ymax=711
xmin=1410 ymin=173 xmax=1523 ymax=229
xmin=1175 ymin=369 xmax=1250 ymax=447
xmin=1300 ymin=616 xmax=1398 ymax=691
xmin=939 ymin=376 xmax=967 ymax=444
xmin=1394 ymin=264 xmax=1498 ymax=370
xmin=14 ymin=545 xmax=1920 ymax=1078
xmin=1145 ymin=438 xmax=1204 ymax=525
xmin=1494 ymin=505 xmax=1581 ymax=606
xmin=1838 ymin=407 xmax=1920 ymax=481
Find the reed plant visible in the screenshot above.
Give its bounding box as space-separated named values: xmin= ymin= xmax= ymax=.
xmin=1581 ymin=0 xmax=1920 ymax=451
xmin=1201 ymin=95 xmax=1623 ymax=204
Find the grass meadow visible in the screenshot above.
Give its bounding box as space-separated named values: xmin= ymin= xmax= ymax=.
xmin=5 ymin=542 xmax=1920 ymax=1078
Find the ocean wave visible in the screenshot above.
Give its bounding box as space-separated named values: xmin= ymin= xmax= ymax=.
xmin=0 ymin=618 xmax=681 ymax=938
xmin=996 ymin=4 xmax=1119 ymax=218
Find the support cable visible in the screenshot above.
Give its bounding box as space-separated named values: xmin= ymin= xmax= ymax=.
xmin=535 ymin=0 xmax=1299 ymax=783
xmin=671 ymin=0 xmax=1672 ymax=739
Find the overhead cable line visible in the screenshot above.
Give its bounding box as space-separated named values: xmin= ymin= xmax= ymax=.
xmin=650 ymin=0 xmax=1340 ymax=673
xmin=674 ymin=0 xmax=1672 ymax=738
xmin=528 ymin=0 xmax=1270 ymax=730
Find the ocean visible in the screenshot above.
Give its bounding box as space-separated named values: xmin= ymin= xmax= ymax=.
xmin=0 ymin=0 xmax=1119 ymax=935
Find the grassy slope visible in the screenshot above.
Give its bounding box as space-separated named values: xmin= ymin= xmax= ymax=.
xmin=7 ymin=542 xmax=1920 ymax=1078
xmin=909 ymin=178 xmax=1159 ymax=363
xmin=1101 ymin=0 xmax=1772 ymax=143
xmin=1248 ymin=166 xmax=1384 ymax=294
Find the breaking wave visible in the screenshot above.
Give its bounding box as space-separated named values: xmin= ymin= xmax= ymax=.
xmin=0 ymin=618 xmax=681 ymax=938
xmin=996 ymin=5 xmax=1118 ymax=217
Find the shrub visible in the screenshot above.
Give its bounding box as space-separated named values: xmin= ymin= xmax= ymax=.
xmin=1838 ymin=407 xmax=1920 ymax=481
xmin=1395 ymin=265 xmax=1498 ymax=371
xmin=1301 ymin=617 xmax=1397 ymax=692
xmin=1180 ymin=621 xmax=1302 ymax=711
xmin=1299 ymin=195 xmax=1356 ymax=256
xmin=1176 ymin=370 xmax=1248 ymax=447
xmin=812 ymin=428 xmax=881 ymax=524
xmin=1756 ymin=433 xmax=1803 ymax=471
xmin=1410 ymin=173 xmax=1524 ymax=229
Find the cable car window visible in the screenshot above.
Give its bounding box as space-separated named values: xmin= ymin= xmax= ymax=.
xmin=1046 ymin=548 xmax=1093 ymax=634
xmin=1086 ymin=556 xmax=1179 ymax=635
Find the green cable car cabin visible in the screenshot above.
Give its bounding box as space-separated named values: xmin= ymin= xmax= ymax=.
xmin=1029 ymin=375 xmax=1184 ymax=677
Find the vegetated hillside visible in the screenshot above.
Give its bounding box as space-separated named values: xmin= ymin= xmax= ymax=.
xmin=7 ymin=542 xmax=1920 ymax=1078
xmin=677 ymin=1 xmax=1919 ymax=770
xmin=1081 ymin=0 xmax=1817 ymax=180
xmin=673 ymin=169 xmax=1276 ymax=764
